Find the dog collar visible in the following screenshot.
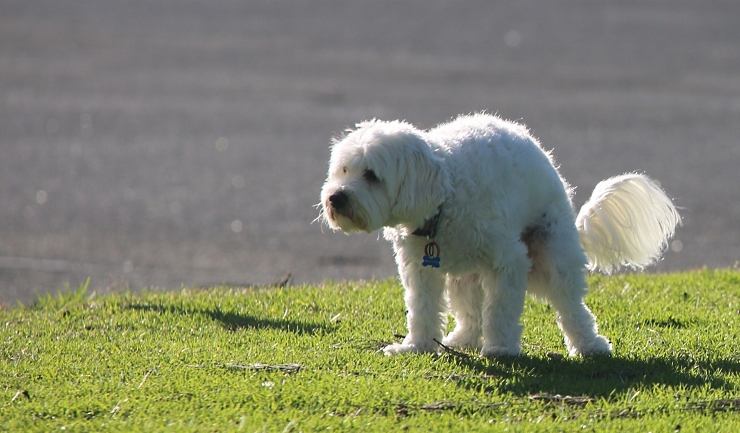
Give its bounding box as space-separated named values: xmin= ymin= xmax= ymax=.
xmin=412 ymin=206 xmax=442 ymax=268
xmin=412 ymin=206 xmax=442 ymax=238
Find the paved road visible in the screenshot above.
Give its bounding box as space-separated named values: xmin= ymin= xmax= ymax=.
xmin=2 ymin=0 xmax=739 ymax=304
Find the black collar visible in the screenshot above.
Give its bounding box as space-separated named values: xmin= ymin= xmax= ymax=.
xmin=412 ymin=206 xmax=442 ymax=239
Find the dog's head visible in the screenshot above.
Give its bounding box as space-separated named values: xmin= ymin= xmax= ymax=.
xmin=319 ymin=119 xmax=447 ymax=233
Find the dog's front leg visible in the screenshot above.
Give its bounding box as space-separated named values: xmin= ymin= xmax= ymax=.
xmin=383 ymin=266 xmax=447 ymax=356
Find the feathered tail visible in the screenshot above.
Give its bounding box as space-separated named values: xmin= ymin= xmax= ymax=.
xmin=576 ymin=173 xmax=681 ymax=274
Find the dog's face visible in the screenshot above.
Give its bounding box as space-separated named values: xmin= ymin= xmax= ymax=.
xmin=320 ymin=120 xmax=446 ymax=233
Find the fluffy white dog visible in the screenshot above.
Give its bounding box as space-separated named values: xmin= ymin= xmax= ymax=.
xmin=320 ymin=113 xmax=680 ymax=357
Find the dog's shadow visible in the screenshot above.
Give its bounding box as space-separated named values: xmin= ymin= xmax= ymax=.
xmin=127 ymin=302 xmax=335 ymax=335
xmin=433 ymin=349 xmax=740 ymax=398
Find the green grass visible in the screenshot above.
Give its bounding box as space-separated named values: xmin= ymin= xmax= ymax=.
xmin=2 ymin=270 xmax=740 ymax=431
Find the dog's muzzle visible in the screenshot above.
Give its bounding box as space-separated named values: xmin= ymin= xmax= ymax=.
xmin=328 ymin=191 xmax=350 ymax=214
xmin=325 ymin=190 xmax=365 ymax=231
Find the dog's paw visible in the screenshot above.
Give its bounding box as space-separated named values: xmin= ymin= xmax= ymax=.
xmin=480 ymin=344 xmax=521 ymax=358
xmin=568 ymin=335 xmax=613 ymax=357
xmin=442 ymin=331 xmax=482 ymax=350
xmin=382 ymin=342 xmax=436 ymax=356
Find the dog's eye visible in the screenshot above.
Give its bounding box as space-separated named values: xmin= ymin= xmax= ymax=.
xmin=341 ymin=166 xmax=348 ymax=174
xmin=363 ymin=169 xmax=380 ymax=183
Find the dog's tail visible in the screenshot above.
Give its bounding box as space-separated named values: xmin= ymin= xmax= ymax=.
xmin=576 ymin=173 xmax=681 ymax=274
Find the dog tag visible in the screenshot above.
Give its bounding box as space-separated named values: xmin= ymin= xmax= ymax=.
xmin=422 ymin=242 xmax=441 ymax=268
xmin=422 ymin=255 xmax=441 ymax=268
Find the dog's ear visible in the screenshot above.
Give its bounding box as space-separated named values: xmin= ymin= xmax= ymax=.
xmin=391 ymin=140 xmax=447 ymax=224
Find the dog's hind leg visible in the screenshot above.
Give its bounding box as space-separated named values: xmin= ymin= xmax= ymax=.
xmin=479 ymin=241 xmax=530 ymax=358
xmin=442 ymin=274 xmax=483 ymax=349
xmin=550 ymin=289 xmax=612 ymax=356
xmin=543 ymin=227 xmax=613 ymax=356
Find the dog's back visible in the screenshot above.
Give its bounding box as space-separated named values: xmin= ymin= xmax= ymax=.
xmin=428 ymin=114 xmax=573 ymax=236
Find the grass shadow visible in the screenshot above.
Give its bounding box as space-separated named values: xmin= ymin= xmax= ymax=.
xmin=127 ymin=303 xmax=335 ymax=335
xmin=204 ymin=307 xmax=335 ymax=335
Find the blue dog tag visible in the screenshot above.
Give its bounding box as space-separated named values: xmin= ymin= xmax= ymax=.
xmin=422 ymin=255 xmax=441 ymax=268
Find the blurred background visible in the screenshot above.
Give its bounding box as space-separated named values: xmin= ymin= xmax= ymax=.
xmin=2 ymin=0 xmax=739 ymax=304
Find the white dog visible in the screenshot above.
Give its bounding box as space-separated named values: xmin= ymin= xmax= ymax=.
xmin=320 ymin=113 xmax=680 ymax=357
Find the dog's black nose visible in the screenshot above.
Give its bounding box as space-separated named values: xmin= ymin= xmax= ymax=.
xmin=329 ymin=191 xmax=349 ymax=210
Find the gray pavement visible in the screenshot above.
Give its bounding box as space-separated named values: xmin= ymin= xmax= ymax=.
xmin=2 ymin=0 xmax=739 ymax=304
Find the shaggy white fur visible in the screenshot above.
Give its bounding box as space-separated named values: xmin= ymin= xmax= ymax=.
xmin=320 ymin=113 xmax=681 ymax=357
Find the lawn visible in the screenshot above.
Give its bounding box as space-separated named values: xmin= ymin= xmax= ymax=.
xmin=2 ymin=270 xmax=740 ymax=431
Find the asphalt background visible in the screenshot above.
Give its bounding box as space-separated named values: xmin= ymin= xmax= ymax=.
xmin=2 ymin=0 xmax=739 ymax=304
